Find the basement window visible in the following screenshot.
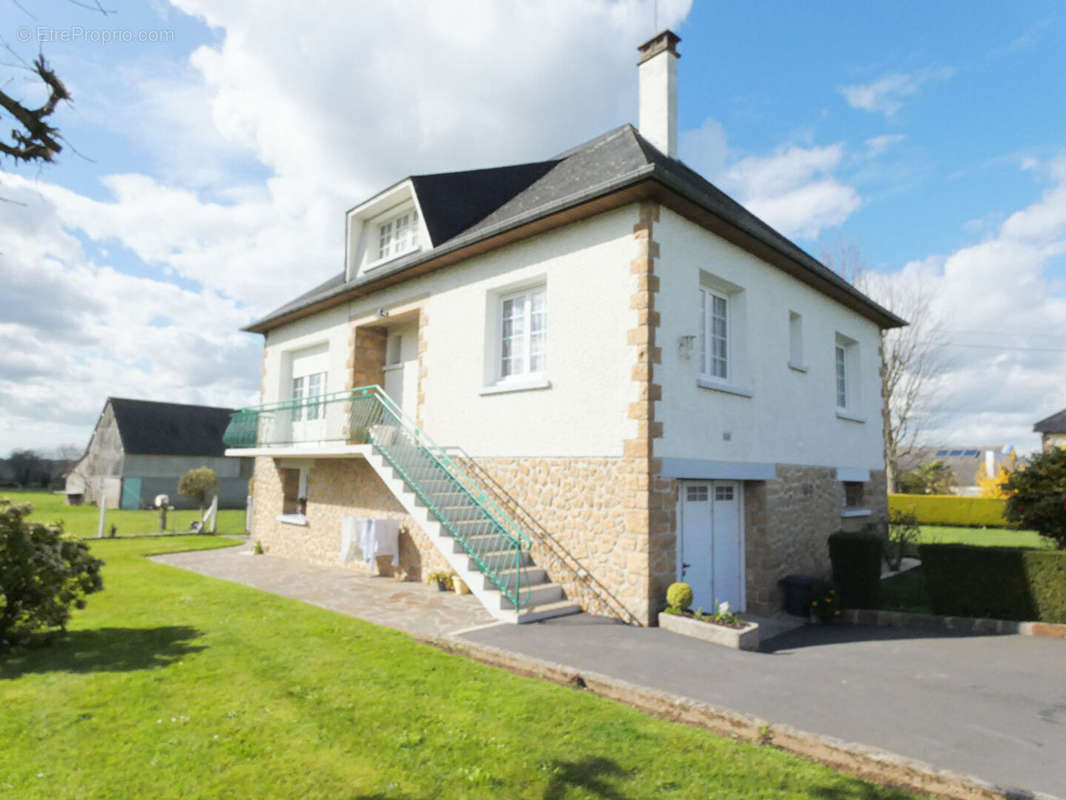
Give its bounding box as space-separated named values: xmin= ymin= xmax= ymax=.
xmin=277 ymin=467 xmax=309 ymax=525
xmin=841 ymin=481 xmax=872 ymax=518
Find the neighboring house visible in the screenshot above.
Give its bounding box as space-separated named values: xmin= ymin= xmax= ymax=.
xmin=66 ymin=397 xmax=252 ymax=510
xmin=897 ymin=445 xmax=1016 ymax=497
xmin=225 ymin=30 xmax=903 ymax=625
xmin=1034 ymin=408 xmax=1066 ymax=451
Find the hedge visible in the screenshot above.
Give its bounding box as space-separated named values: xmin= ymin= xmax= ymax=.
xmin=889 ymin=494 xmax=1011 ymax=528
xmin=919 ymin=544 xmax=1066 ymax=623
xmin=828 ymin=530 xmax=882 ymax=609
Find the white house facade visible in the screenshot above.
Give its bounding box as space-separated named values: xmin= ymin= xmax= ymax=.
xmin=227 ymin=31 xmax=902 ymax=625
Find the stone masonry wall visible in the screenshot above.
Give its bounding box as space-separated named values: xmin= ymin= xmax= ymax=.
xmin=249 ymin=456 xmax=450 ymax=581
xmin=743 ymin=466 xmax=889 ymax=615
xmin=461 ymin=456 xmax=645 ymax=623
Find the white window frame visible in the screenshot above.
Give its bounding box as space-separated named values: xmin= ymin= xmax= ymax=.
xmin=700 ymin=288 xmax=730 ymax=381
xmin=497 ymin=286 xmax=547 ymax=383
xmin=291 ymin=371 xmax=327 ymax=422
xmin=834 ymin=333 xmax=864 ymax=422
xmin=696 ymin=273 xmax=752 ymax=399
xmin=367 ymin=206 xmax=420 ymax=268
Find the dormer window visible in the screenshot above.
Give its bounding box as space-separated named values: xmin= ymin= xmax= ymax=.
xmin=376 ymin=209 xmax=419 ymax=262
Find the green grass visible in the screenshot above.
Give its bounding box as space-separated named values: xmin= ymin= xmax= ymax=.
xmin=2 ymin=490 xmax=246 ymax=538
xmin=0 ymin=537 xmax=923 ymax=799
xmin=914 ymin=525 xmax=1051 ymax=549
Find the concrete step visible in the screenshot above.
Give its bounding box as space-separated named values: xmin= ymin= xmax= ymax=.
xmin=516 ymin=599 xmax=583 ymax=623
xmin=501 ymin=582 xmax=563 ymax=609
xmin=469 ymin=549 xmax=533 ymax=570
xmin=480 ymin=566 xmax=548 ymax=591
xmin=449 ymin=532 xmax=514 ymax=555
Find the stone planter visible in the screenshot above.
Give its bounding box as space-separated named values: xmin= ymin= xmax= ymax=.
xmin=453 ymin=576 xmax=470 ymax=595
xmin=658 ymin=612 xmax=760 ymax=651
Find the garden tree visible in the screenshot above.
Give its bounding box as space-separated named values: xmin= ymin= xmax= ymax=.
xmin=1004 ymin=447 xmax=1066 ymax=549
xmin=0 ymin=499 xmax=103 ymax=645
xmin=821 ymin=239 xmax=947 ymax=492
xmin=976 ymin=452 xmax=1016 ymax=499
xmin=7 ymin=449 xmax=45 ymax=487
xmin=897 ymin=460 xmax=955 ymax=495
xmin=178 ymin=467 xmax=219 ymax=515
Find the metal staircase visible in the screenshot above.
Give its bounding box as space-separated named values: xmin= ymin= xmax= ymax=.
xmin=347 ymin=386 xmax=580 ymax=623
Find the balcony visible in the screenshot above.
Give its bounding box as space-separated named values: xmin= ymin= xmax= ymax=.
xmin=223 ymin=386 xmax=394 ymax=458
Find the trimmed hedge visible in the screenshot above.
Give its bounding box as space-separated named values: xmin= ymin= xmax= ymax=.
xmin=919 ymin=544 xmax=1066 ymax=623
xmin=828 ymin=530 xmax=882 ymax=609
xmin=889 ymin=494 xmax=1010 ymax=528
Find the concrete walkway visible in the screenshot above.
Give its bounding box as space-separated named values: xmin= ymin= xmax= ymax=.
xmin=461 ymin=613 xmax=1066 ymax=799
xmin=151 ymin=545 xmax=494 ymax=638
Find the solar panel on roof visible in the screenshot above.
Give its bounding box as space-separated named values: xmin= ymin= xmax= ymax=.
xmin=949 ymin=450 xmax=963 ymax=456
xmin=936 ymin=449 xmax=949 ymax=456
xmin=963 ymin=449 xmax=980 ymax=456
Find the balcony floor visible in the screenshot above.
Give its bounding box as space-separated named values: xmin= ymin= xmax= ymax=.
xmin=224 ymin=443 xmax=373 ymax=459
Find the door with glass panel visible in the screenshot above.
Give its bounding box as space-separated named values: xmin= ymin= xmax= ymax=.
xmin=678 ymin=480 xmax=743 ymax=611
xmin=288 ymin=344 xmax=328 ymax=444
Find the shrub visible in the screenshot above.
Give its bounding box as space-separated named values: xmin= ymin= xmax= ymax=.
xmin=828 ymin=529 xmax=882 ymax=609
xmin=887 ymin=510 xmax=920 ymax=571
xmin=1004 ymin=447 xmax=1066 ymax=548
xmin=919 ymin=544 xmax=1066 ymax=623
xmin=0 ymin=499 xmax=104 ymax=645
xmin=888 ymin=494 xmax=1010 ymax=528
xmin=178 ymin=467 xmax=219 ymax=514
xmin=809 ymin=579 xmax=843 ymax=623
xmin=665 ymin=582 xmax=693 ymax=612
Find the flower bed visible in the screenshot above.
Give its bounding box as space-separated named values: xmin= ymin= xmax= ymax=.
xmin=658 ymin=610 xmax=760 ymax=650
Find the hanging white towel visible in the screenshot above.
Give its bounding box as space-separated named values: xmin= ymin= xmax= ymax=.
xmin=373 ymin=518 xmax=401 ymax=567
xmin=361 ymin=518 xmax=401 ymax=568
xmin=340 ymin=516 xmax=362 ymax=564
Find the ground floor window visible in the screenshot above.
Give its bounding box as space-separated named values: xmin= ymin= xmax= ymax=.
xmin=281 ymin=467 xmax=309 ymax=517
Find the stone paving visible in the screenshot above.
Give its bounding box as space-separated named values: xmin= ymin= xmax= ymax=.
xmin=151 ymin=543 xmax=495 ymax=638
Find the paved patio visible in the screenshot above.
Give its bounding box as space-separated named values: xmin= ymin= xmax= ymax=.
xmin=151 ymin=543 xmax=495 ymax=638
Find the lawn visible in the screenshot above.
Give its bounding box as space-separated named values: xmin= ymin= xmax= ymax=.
xmin=2 ymin=490 xmax=246 ymax=538
xmin=914 ymin=525 xmax=1051 ymax=550
xmin=1 ymin=537 xmax=922 ymax=800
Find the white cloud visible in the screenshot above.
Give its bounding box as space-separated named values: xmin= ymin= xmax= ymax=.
xmin=0 ymin=177 xmax=261 ymax=452
xmin=865 ymin=134 xmax=905 ymax=157
xmin=720 ymin=144 xmax=861 ymax=240
xmin=865 ymin=156 xmax=1066 ymax=452
xmin=0 ymin=0 xmax=697 ymax=453
xmin=840 ymin=66 xmax=955 ymax=117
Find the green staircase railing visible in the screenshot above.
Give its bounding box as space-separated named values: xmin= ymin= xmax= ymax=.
xmin=223 ymin=385 xmax=532 ymax=610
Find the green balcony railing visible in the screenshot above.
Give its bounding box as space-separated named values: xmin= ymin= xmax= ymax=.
xmin=224 ymin=385 xmax=532 ymax=610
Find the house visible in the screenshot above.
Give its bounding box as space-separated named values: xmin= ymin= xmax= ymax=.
xmin=225 ymin=30 xmax=903 ymax=625
xmin=66 ymin=397 xmax=253 ymax=510
xmin=896 ymin=445 xmax=1016 ymax=496
xmin=1033 ymin=409 xmax=1066 ymax=451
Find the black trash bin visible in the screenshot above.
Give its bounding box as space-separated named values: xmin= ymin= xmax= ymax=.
xmin=781 ymin=574 xmax=814 ymax=617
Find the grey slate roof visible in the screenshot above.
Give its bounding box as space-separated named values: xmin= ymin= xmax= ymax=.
xmin=1034 ymin=408 xmax=1066 ymax=433
xmin=249 ymin=124 xmax=904 ymax=331
xmin=109 ymin=397 xmax=235 ymax=457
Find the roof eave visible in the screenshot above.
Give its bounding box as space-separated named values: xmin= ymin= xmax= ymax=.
xmin=245 ymin=166 xmax=905 ymax=333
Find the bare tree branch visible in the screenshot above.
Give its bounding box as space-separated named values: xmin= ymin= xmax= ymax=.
xmin=822 ymin=242 xmax=947 ymax=492
xmin=0 ymin=54 xmax=70 ymax=163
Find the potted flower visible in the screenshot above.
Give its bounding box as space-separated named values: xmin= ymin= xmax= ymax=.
xmin=809 ymin=579 xmax=844 ymax=623
xmin=657 ymin=582 xmax=760 ymax=650
xmin=427 ymin=571 xmax=452 ymax=592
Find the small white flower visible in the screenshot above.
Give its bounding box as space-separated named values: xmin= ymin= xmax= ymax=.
xmin=718 ymin=601 xmax=730 ymax=616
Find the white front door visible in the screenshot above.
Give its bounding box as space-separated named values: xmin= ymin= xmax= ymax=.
xmin=382 ymin=327 xmax=418 ymax=418
xmin=678 ymin=480 xmax=744 ymax=612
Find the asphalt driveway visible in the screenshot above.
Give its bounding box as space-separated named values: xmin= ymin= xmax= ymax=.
xmin=461 ymin=614 xmax=1066 ymax=798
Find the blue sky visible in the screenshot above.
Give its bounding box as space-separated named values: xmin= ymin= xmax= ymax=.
xmin=1 ymin=0 xmax=1064 ymax=455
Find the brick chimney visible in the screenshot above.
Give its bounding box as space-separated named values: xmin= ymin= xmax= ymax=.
xmin=637 ymin=30 xmax=680 ymax=158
